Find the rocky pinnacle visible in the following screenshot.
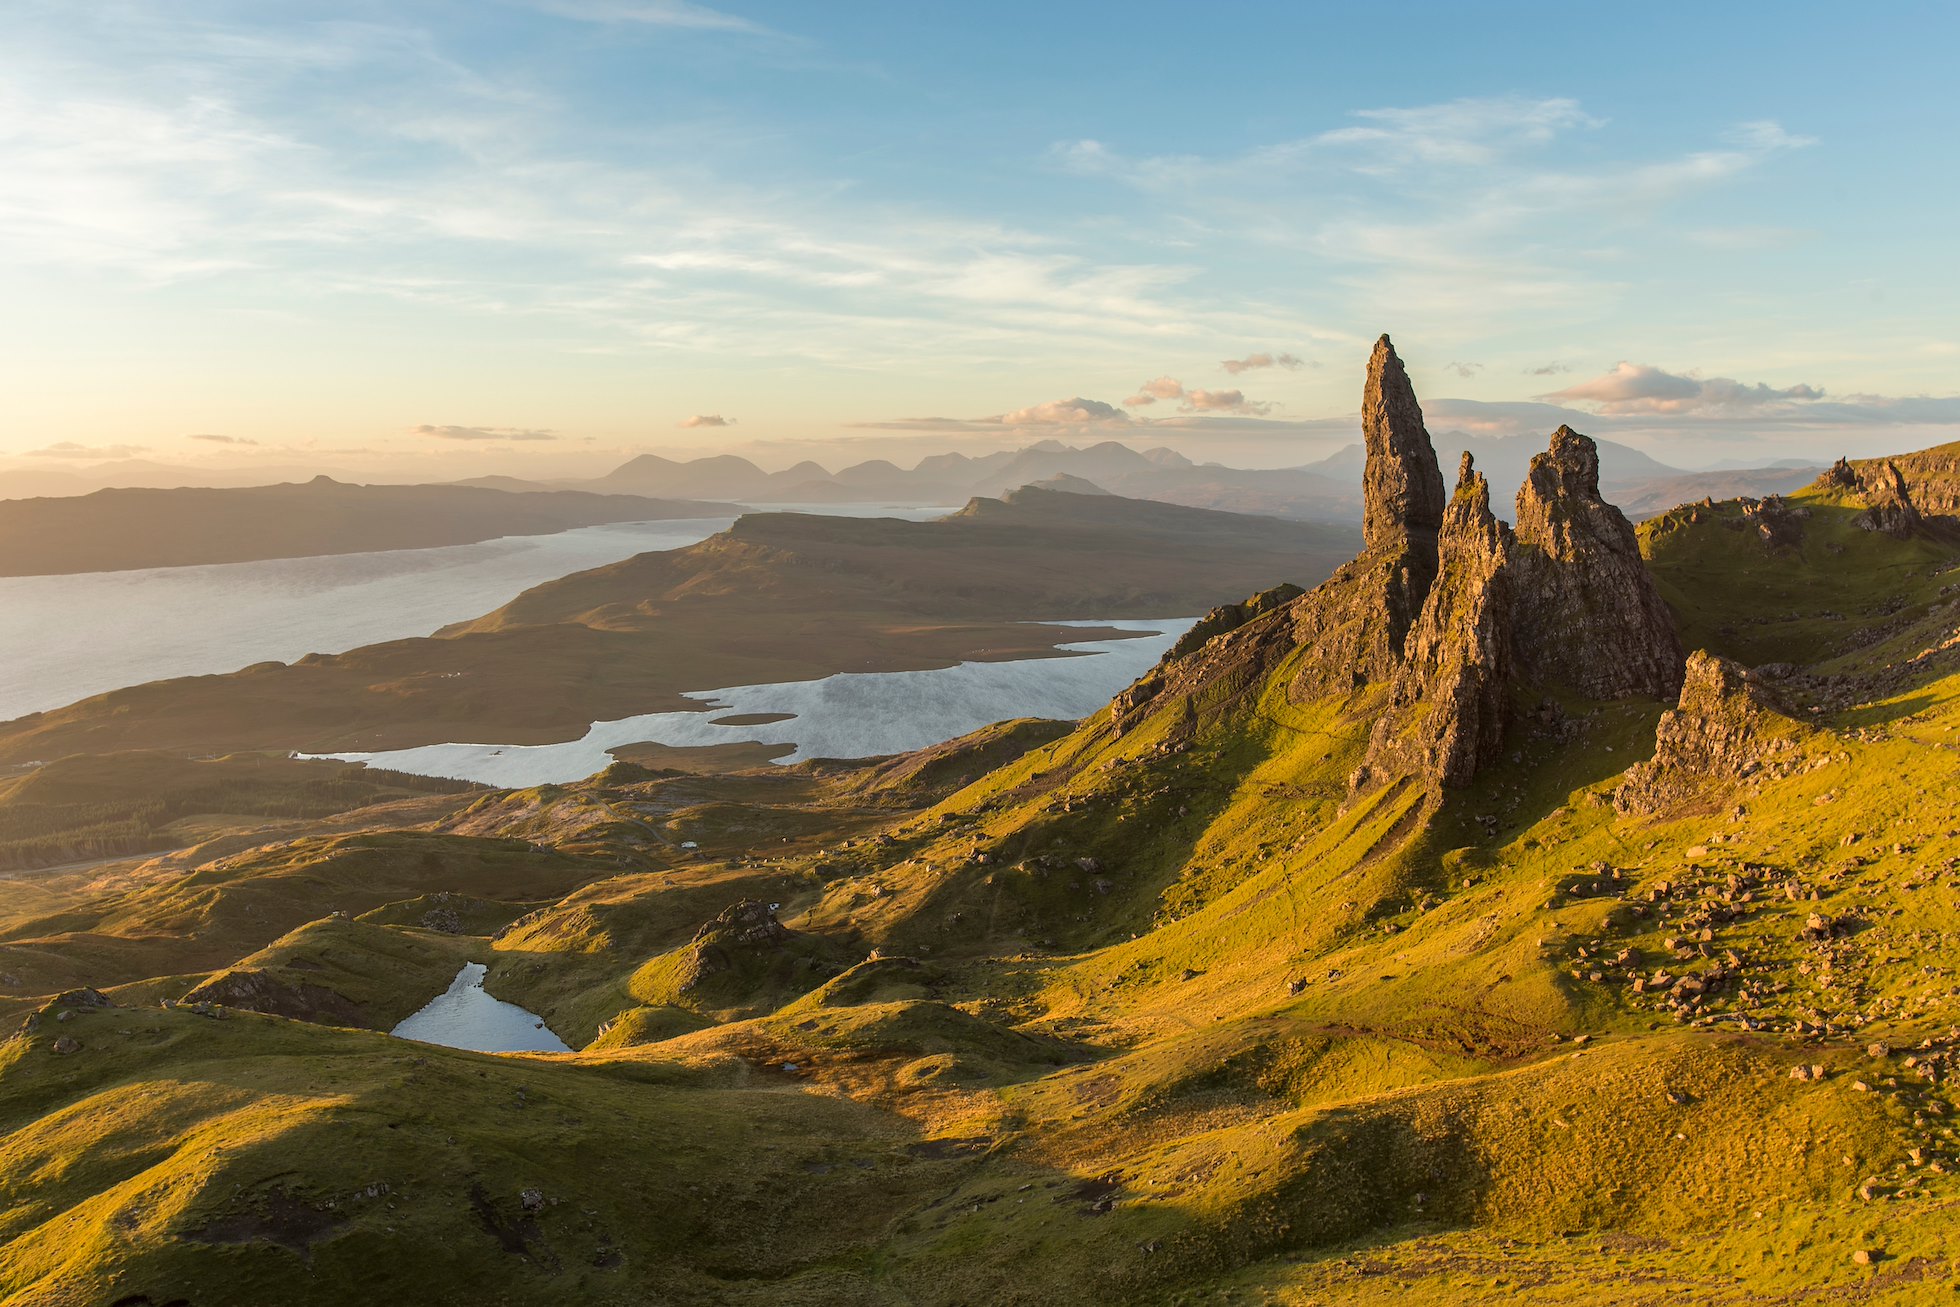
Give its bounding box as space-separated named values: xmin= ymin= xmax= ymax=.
xmin=1511 ymin=425 xmax=1685 ymax=699
xmin=1361 ymin=335 xmax=1447 ymax=555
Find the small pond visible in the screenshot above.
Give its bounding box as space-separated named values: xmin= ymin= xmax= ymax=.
xmin=390 ymin=963 xmax=570 ymax=1054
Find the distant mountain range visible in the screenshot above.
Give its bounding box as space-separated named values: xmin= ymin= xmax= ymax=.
xmin=0 ymin=477 xmax=735 ymax=577
xmin=497 ymin=436 xmax=1825 ymax=523
xmin=2 ymin=436 xmax=1828 ymax=527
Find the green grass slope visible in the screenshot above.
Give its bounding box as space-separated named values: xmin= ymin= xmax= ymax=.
xmin=2 ymin=474 xmax=1959 ymax=1302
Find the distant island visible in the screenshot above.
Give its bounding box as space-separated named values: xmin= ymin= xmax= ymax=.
xmin=0 ymin=477 xmax=737 ymax=576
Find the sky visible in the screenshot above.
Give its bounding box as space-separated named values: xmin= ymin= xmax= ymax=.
xmin=2 ymin=0 xmax=1957 ymax=484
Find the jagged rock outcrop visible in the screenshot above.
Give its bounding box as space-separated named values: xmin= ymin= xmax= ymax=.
xmin=1855 ymin=461 xmax=1923 ymax=538
xmin=1114 ymin=344 xmax=1688 ymax=797
xmin=180 ymin=969 xmax=370 ymax=1027
xmin=1161 ymin=584 xmax=1306 ymax=664
xmin=1820 ymin=446 xmax=1960 ymax=535
xmin=673 ymin=900 xmax=794 ymax=993
xmin=1356 ymin=455 xmax=1514 ymax=790
xmin=1614 ymin=651 xmax=1800 ymax=815
xmin=1510 ymin=427 xmax=1685 ymax=700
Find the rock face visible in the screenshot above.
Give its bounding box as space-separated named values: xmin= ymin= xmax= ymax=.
xmin=1510 ymin=427 xmax=1685 ymax=700
xmin=1358 ymin=455 xmax=1515 ymax=789
xmin=1822 ymin=446 xmax=1960 ymax=535
xmin=673 ymin=900 xmax=794 ymax=994
xmin=1117 ymin=338 xmax=1687 ymax=796
xmin=1615 ymin=651 xmax=1798 ymax=815
xmin=1285 ymin=337 xmax=1451 ymax=701
xmin=1359 ymin=335 xmax=1448 ymax=660
xmin=180 ymin=969 xmax=370 ymax=1028
xmin=1361 ymin=335 xmax=1447 ymax=556
xmin=1160 ymin=583 xmax=1305 ymax=664
xmin=1856 ymin=461 xmax=1923 ymax=538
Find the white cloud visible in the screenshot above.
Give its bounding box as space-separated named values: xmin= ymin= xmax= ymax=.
xmin=998 ymin=397 xmax=1130 ymax=427
xmin=1547 ymin=363 xmax=1823 ymax=415
xmin=1220 ymin=352 xmax=1303 ymax=374
xmin=1723 ymin=120 xmax=1818 ymax=151
xmin=1123 ymin=375 xmax=1186 ymax=407
xmin=189 ymin=433 xmax=260 ymax=445
xmin=1050 ymin=103 xmax=1826 ymax=334
xmin=678 ymin=414 xmax=732 ymax=427
xmin=411 ymin=424 xmax=559 ymax=441
xmin=1180 ymin=387 xmax=1270 ymax=415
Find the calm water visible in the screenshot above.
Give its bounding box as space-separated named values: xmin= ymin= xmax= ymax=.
xmin=324 ymin=618 xmax=1195 ymax=786
xmin=391 ymin=962 xmax=571 ymax=1053
xmin=0 ymin=505 xmax=950 ymax=723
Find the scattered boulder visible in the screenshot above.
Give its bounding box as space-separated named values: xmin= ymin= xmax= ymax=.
xmin=180 ymin=969 xmax=370 ymax=1028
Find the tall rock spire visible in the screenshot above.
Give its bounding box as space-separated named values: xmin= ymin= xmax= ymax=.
xmin=1286 ymin=335 xmax=1451 ymax=701
xmin=1356 ymin=453 xmax=1515 ymax=792
xmin=1361 ymin=335 xmax=1447 ymax=555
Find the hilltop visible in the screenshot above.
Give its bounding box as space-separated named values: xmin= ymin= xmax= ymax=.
xmin=0 ymin=487 xmax=1357 ymax=762
xmin=0 ymin=340 xmax=1955 ymax=1304
xmin=0 ymin=477 xmax=737 ymax=576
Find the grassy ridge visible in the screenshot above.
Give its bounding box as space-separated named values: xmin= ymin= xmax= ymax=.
xmin=0 ymin=477 xmax=1957 ymax=1301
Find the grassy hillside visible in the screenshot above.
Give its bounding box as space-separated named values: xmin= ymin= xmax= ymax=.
xmin=1 ymin=458 xmax=1958 ymax=1302
xmin=0 ymin=751 xmax=473 ymax=871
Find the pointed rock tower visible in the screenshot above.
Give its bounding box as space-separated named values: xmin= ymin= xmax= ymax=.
xmin=1287 ymin=336 xmax=1449 ymax=700
xmin=1360 ymin=334 xmax=1448 ymax=659
xmin=1358 ymin=453 xmax=1515 ymax=790
xmin=1360 ymin=335 xmax=1447 ymax=557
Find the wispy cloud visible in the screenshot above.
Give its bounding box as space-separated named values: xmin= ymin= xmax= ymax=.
xmin=528 ymin=1 xmax=777 ymax=36
xmin=24 ymin=441 xmax=150 ymax=459
xmin=1220 ymin=352 xmax=1303 ymax=374
xmin=1547 ymin=362 xmax=1823 ymax=415
xmin=189 ymin=433 xmax=260 ymax=445
xmin=678 ymin=413 xmax=732 ymax=427
xmin=410 ymin=424 xmax=559 ymax=441
xmin=1122 ymin=375 xmax=1272 ymax=414
xmin=1051 ymin=98 xmax=1822 ymax=332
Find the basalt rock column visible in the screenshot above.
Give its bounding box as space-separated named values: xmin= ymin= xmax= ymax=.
xmin=1361 ymin=335 xmax=1448 ymax=658
xmin=1510 ymin=426 xmax=1685 ymax=699
xmin=1290 ymin=336 xmax=1451 ymax=699
xmin=1357 ymin=453 xmax=1515 ymax=790
xmin=1361 ymin=335 xmax=1448 ymax=555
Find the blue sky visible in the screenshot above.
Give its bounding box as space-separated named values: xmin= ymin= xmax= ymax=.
xmin=2 ymin=0 xmax=1956 ymax=479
